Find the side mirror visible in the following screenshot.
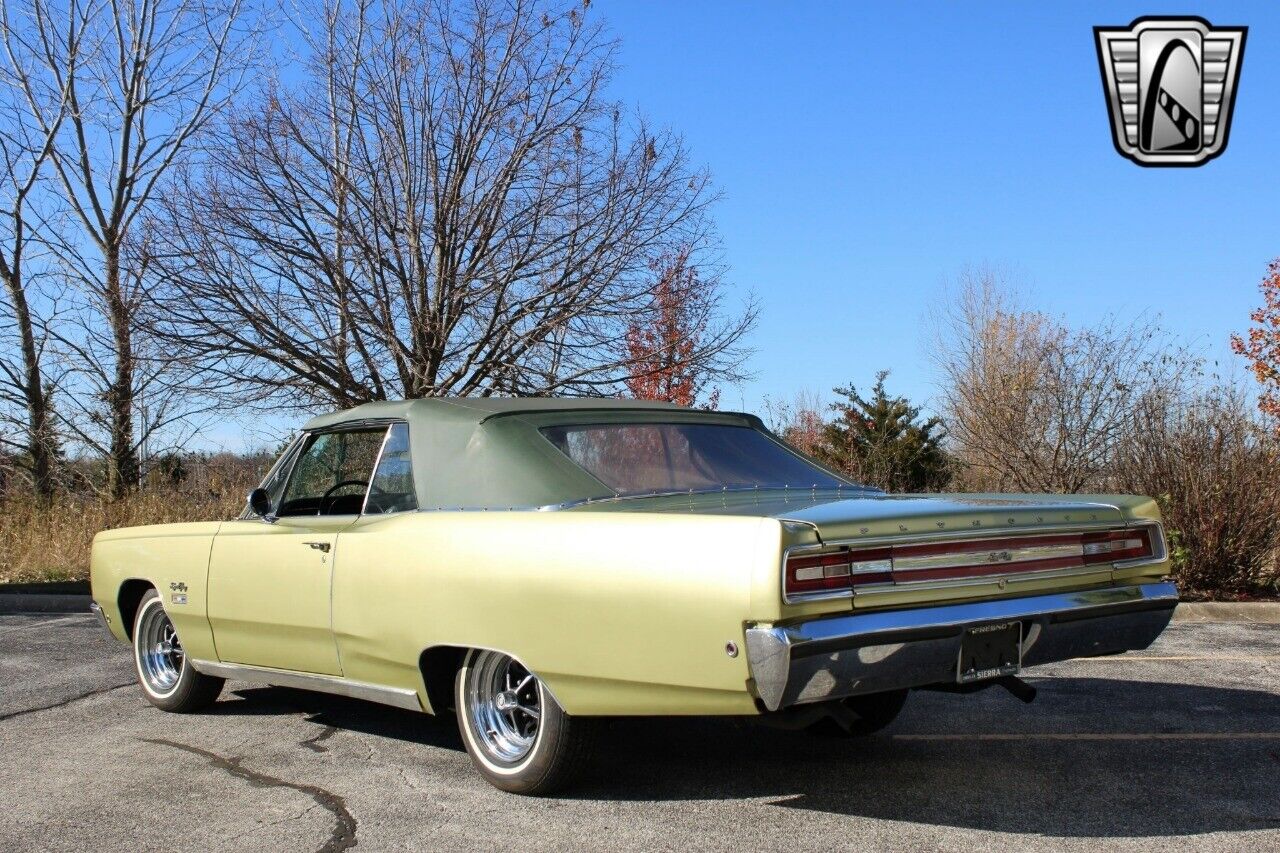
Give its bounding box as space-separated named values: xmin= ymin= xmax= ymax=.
xmin=248 ymin=488 xmax=273 ymax=518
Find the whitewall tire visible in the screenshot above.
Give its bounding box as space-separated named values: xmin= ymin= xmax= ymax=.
xmin=132 ymin=589 xmax=223 ymax=712
xmin=455 ymin=649 xmax=597 ymax=794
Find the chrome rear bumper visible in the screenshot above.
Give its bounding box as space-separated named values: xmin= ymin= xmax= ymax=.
xmin=744 ymin=581 xmax=1178 ymax=712
xmin=89 ymin=601 xmax=112 ymax=634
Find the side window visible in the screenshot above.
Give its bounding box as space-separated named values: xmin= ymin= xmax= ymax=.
xmin=277 ymin=428 xmax=388 ymax=516
xmin=364 ymin=423 xmax=418 ymax=514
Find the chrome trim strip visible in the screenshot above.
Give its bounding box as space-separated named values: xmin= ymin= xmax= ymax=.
xmin=360 ymin=425 xmax=396 ymax=516
xmin=892 ymin=541 xmax=1084 ymax=571
xmin=809 ymin=520 xmax=1154 ymax=551
xmin=189 ymin=659 xmax=423 ymax=712
xmin=858 ymin=564 xmax=1112 ymax=594
xmin=747 ymin=581 xmax=1179 ymax=712
xmin=546 ymin=484 xmax=879 ymax=511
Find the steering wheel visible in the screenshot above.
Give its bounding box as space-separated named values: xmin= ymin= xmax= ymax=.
xmin=318 ymin=479 xmax=371 ymax=515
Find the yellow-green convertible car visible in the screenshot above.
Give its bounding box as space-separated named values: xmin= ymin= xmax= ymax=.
xmin=90 ymin=398 xmax=1178 ymax=794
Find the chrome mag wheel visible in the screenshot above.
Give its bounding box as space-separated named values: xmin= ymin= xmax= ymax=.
xmin=464 ymin=651 xmax=543 ymax=764
xmin=136 ymin=598 xmax=185 ymax=696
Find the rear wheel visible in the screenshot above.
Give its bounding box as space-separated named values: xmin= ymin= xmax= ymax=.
xmin=455 ymin=649 xmax=596 ymax=795
xmin=132 ymin=589 xmax=223 ymax=712
xmin=806 ymin=688 xmax=909 ymax=737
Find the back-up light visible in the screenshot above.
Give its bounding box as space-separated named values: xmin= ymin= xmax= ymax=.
xmin=784 ymin=526 xmax=1159 ymax=600
xmin=786 ymin=548 xmax=891 ymax=594
xmin=1081 ymin=528 xmax=1154 ymax=564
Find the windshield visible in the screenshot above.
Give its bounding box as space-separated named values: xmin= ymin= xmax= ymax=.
xmin=541 ymin=422 xmax=848 ymax=496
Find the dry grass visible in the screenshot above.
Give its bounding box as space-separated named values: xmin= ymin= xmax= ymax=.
xmin=0 ymin=489 xmax=250 ymax=583
xmin=0 ymin=453 xmax=267 ymax=584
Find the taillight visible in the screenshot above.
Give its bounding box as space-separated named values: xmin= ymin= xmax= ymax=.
xmin=1081 ymin=528 xmax=1154 ymax=564
xmin=785 ymin=547 xmax=891 ymax=597
xmin=785 ymin=525 xmax=1162 ymax=601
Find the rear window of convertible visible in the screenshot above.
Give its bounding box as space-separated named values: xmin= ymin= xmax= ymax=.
xmin=540 ymin=422 xmax=845 ymax=496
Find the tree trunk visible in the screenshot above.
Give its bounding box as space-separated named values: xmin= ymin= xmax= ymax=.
xmin=104 ymin=247 xmax=137 ymax=499
xmin=2 ymin=267 xmax=54 ymax=502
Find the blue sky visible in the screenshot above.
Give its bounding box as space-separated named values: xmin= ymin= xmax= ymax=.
xmin=203 ymin=1 xmax=1276 ymax=450
xmin=598 ymin=1 xmax=1277 ymax=417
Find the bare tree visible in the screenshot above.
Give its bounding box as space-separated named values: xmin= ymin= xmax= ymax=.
xmin=0 ymin=0 xmax=96 ymax=500
xmin=146 ymin=0 xmax=749 ymax=409
xmin=6 ymin=0 xmax=258 ymax=497
xmin=933 ymin=268 xmax=1197 ymax=493
xmin=1115 ymin=384 xmax=1280 ymax=596
xmin=762 ymin=389 xmax=825 ymax=456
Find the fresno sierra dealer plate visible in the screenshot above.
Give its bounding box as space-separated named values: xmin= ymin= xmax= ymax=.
xmin=957 ymin=621 xmax=1023 ymax=683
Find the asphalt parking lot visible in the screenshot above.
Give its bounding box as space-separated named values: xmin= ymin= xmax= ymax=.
xmin=1 ymin=615 xmax=1277 ymax=851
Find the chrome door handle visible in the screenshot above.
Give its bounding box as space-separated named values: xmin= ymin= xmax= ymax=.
xmin=303 ymin=541 xmax=331 ymax=553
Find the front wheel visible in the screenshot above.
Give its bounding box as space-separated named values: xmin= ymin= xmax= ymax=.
xmin=132 ymin=589 xmax=223 ymax=712
xmin=455 ymin=649 xmax=596 ymax=795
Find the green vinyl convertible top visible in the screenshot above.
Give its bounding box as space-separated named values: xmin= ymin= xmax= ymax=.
xmin=300 ymin=397 xmax=772 ymax=510
xmin=302 ymin=396 xmax=691 ymax=431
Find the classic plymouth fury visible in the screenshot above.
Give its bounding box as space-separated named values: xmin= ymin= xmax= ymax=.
xmin=91 ymin=398 xmax=1178 ymax=793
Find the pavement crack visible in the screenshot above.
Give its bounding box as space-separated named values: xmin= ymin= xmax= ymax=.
xmin=302 ymin=724 xmax=339 ymax=753
xmin=143 ymin=737 xmax=357 ymax=853
xmin=397 ymin=766 xmax=424 ymax=792
xmin=0 ymin=682 xmax=133 ymax=722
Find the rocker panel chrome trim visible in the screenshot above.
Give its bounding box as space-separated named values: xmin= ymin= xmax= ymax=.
xmin=190 ymin=659 xmax=424 ymax=712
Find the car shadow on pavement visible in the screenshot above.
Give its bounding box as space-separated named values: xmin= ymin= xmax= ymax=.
xmin=206 ymin=677 xmax=1279 ymax=839
xmin=577 ymin=677 xmax=1280 ymax=839
xmin=210 ymin=685 xmax=466 ymax=752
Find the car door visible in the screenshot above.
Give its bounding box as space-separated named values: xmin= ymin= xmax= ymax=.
xmin=330 ymin=422 xmax=420 ymax=685
xmin=207 ymin=426 xmax=390 ymax=675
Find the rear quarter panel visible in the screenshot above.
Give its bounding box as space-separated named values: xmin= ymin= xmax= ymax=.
xmin=90 ymin=522 xmax=222 ymax=659
xmin=332 ymin=511 xmax=786 ymax=715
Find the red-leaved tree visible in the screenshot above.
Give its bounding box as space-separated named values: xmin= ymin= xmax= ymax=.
xmin=1232 ymin=259 xmax=1280 ymax=424
xmin=624 ymin=249 xmax=731 ymax=408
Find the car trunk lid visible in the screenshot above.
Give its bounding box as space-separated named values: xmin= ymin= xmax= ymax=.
xmin=772 ymin=493 xmax=1129 ymax=542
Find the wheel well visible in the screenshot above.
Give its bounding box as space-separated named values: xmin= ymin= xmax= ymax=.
xmin=117 ymin=580 xmax=155 ymax=640
xmin=419 ymin=646 xmax=467 ymax=716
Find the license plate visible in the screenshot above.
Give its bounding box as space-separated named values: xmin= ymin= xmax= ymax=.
xmin=957 ymin=621 xmax=1022 ymax=683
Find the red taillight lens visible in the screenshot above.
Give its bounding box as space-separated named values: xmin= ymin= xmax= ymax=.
xmin=785 ymin=547 xmax=892 ymax=597
xmin=1081 ymin=528 xmax=1154 ymax=564
xmin=785 ymin=526 xmax=1161 ymax=601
